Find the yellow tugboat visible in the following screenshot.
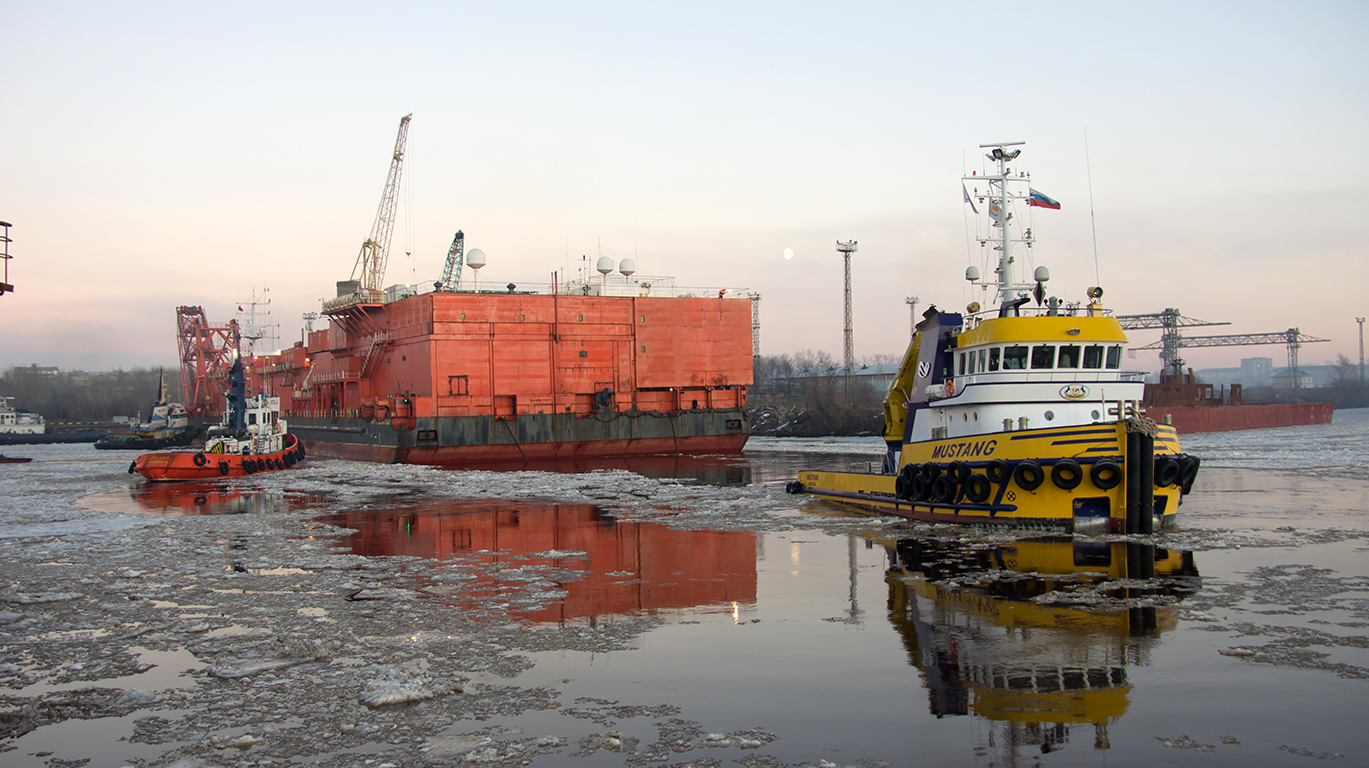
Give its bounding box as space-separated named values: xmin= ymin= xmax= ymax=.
xmin=788 ymin=143 xmax=1199 ymax=533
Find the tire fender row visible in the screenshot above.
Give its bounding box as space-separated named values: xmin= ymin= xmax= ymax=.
xmin=892 ymin=453 xmax=1201 ymax=505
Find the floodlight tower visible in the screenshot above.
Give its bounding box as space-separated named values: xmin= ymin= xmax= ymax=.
xmin=837 ymin=240 xmax=857 ymax=390
xmin=1358 ymin=317 xmax=1366 ymax=382
xmin=906 ymin=296 xmax=919 ymax=340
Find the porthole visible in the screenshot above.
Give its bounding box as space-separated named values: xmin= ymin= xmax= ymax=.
xmin=520 ymin=314 xmax=525 ymax=321
xmin=578 ymin=314 xmax=584 ymax=322
xmin=963 ymin=412 xmax=968 ymax=422
xmin=641 ymin=345 xmax=646 ymax=353
xmin=460 ymin=312 xmax=466 ymax=320
xmin=1091 ymin=409 xmax=1101 ymax=420
xmin=640 ymin=315 xmax=646 ymax=322
xmin=1044 ymin=410 xmax=1055 ymax=421
xmin=973 ymin=412 xmax=978 ymax=421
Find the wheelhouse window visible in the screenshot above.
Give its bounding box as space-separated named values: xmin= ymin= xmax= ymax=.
xmin=1031 ymin=345 xmax=1055 ymax=369
xmin=958 ymin=352 xmax=966 ymax=376
xmin=978 ymin=349 xmax=987 ymax=373
xmin=1083 ymin=345 xmax=1104 ymax=369
xmin=988 ymin=347 xmax=1001 ymax=371
xmin=1058 ymin=344 xmax=1081 ymax=368
xmin=1106 ymin=345 xmax=1123 ymax=369
xmin=1003 ymin=345 xmax=1028 ymax=370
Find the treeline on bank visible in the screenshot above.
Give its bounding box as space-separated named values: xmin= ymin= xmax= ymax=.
xmin=1 ymin=366 xmax=184 ymax=423
xmin=747 ymin=351 xmax=890 ymax=437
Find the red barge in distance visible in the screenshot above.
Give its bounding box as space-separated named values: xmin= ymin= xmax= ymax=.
xmin=235 ymin=275 xmax=753 ymax=467
xmin=1142 ymin=369 xmax=1333 ymax=434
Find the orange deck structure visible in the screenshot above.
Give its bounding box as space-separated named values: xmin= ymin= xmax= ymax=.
xmin=239 ymin=289 xmax=753 ymax=466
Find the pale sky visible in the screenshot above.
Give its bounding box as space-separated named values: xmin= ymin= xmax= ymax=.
xmin=3 ymin=1 xmax=1366 ymax=374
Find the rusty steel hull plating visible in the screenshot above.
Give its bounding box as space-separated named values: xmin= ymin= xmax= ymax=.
xmin=291 ymin=408 xmax=749 ymax=467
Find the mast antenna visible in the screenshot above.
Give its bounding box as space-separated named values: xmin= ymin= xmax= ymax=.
xmin=1085 ymin=128 xmax=1101 ymax=286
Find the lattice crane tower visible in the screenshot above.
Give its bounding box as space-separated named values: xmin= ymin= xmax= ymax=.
xmin=836 ymin=240 xmax=857 ymax=386
xmin=350 ymin=113 xmax=412 ymax=295
xmin=905 ymin=296 xmax=919 ymax=340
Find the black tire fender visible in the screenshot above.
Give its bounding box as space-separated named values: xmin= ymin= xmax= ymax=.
xmin=910 ymin=474 xmax=931 ymax=501
xmin=218 ymin=461 xmax=230 ymax=476
xmin=1090 ymin=459 xmax=1123 ymax=490
xmin=1014 ymin=460 xmax=1045 ymax=491
xmin=986 ymin=458 xmax=1010 ymax=485
xmin=963 ymin=473 xmax=992 ymax=504
xmin=1154 ymin=455 xmax=1181 ymax=487
xmin=931 ymin=474 xmax=959 ymax=503
xmin=193 ymin=452 xmax=207 ymax=467
xmin=1179 ymin=454 xmax=1201 ymax=494
xmin=947 ymin=461 xmax=971 ymax=483
xmin=127 ymin=460 xmax=137 ymax=474
xmin=1051 ymin=459 xmax=1084 ymax=491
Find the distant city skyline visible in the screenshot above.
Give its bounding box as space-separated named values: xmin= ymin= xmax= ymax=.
xmin=3 ymin=2 xmax=1365 ymax=373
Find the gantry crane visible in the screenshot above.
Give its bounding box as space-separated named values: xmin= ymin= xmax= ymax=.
xmin=1133 ymin=329 xmax=1330 ymax=388
xmin=436 ymin=230 xmax=464 ymax=291
xmin=348 ymin=113 xmax=412 ymax=297
xmin=176 ymin=306 xmax=241 ymax=416
xmin=1115 ymin=308 xmax=1229 ymax=374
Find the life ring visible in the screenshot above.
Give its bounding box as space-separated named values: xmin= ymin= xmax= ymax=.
xmin=1090 ymin=459 xmax=1123 ymax=490
xmin=963 ymin=473 xmax=992 ymax=504
xmin=1051 ymin=459 xmax=1084 ymax=490
xmin=1013 ymin=460 xmax=1045 ymax=491
xmin=947 ymin=461 xmax=971 ymax=483
xmin=931 ymin=474 xmax=958 ymax=503
xmin=920 ymin=463 xmax=942 ymax=481
xmin=127 ymin=461 xmax=137 ymax=474
xmin=218 ymin=461 xmax=230 ymax=476
xmin=1178 ymin=454 xmax=1201 ymax=494
xmin=985 ymin=459 xmax=1010 ymax=485
xmin=193 ymin=452 xmax=208 ymax=467
xmin=1154 ymin=456 xmax=1181 ymax=487
xmin=944 ymin=379 xmax=955 ymax=397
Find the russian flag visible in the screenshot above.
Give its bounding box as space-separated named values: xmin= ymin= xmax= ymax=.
xmin=1028 ymin=188 xmax=1061 ymax=210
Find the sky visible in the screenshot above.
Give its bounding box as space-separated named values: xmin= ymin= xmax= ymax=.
xmin=3 ymin=1 xmax=1367 ymax=375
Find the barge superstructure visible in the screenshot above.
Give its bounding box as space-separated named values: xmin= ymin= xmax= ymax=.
xmin=235 ymin=273 xmax=752 ymax=466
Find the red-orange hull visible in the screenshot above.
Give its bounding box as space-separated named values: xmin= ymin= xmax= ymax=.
xmin=133 ymin=435 xmax=303 ymax=482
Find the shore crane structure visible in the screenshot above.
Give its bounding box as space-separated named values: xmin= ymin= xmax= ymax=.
xmin=436 ymin=231 xmax=465 ymax=291
xmin=1132 ymin=329 xmax=1330 ymax=389
xmin=348 ymin=113 xmax=412 ymax=299
xmin=176 ymin=306 xmax=241 ymax=417
xmin=1115 ymin=309 xmax=1229 ymax=374
xmin=0 ymin=221 xmax=12 ymax=296
xmin=836 ymin=240 xmax=857 ymax=391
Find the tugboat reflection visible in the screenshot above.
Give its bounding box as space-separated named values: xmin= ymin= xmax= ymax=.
xmin=884 ymin=536 xmax=1198 ymax=758
xmin=323 ymin=499 xmax=757 ymax=625
xmin=128 ymin=481 xmax=322 ymax=516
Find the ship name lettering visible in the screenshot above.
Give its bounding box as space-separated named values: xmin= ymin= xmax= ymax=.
xmin=930 ymin=439 xmax=997 ymax=459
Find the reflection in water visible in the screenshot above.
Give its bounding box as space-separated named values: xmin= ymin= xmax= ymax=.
xmin=322 ymin=499 xmax=757 ymax=625
xmin=122 ymin=481 xmax=323 ymax=516
xmin=883 ymin=536 xmax=1198 ymax=761
xmin=440 ymin=454 xmax=753 ymax=486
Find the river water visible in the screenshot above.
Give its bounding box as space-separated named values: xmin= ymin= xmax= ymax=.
xmin=1 ymin=409 xmax=1367 ymax=767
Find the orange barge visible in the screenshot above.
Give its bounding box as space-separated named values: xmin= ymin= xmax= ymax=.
xmin=238 ymin=282 xmax=753 ymax=467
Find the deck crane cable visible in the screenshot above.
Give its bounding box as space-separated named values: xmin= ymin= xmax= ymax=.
xmin=349 ymin=113 xmax=413 ymax=295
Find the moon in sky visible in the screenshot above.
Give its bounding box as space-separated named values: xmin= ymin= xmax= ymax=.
xmin=783 ymin=248 xmax=794 ymax=261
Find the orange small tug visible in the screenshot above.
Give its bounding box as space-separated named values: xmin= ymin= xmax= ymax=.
xmin=132 ymin=354 xmax=304 ymax=482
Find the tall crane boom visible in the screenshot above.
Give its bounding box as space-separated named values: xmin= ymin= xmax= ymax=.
xmin=350 ymin=113 xmax=412 ymax=294
xmin=437 ymin=230 xmax=465 ymax=291
xmin=1133 ymin=328 xmax=1330 ymax=387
